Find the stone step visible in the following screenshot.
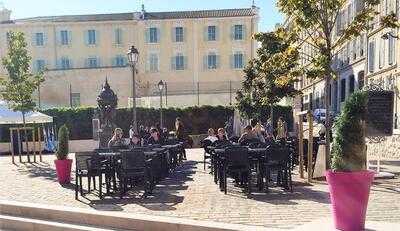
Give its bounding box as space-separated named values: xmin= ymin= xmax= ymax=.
xmin=0 ymin=200 xmax=273 ymax=231
xmin=0 ymin=214 xmax=122 ymax=231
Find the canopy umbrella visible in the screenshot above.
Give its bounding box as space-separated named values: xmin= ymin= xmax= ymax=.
xmin=0 ymin=101 xmax=53 ymax=125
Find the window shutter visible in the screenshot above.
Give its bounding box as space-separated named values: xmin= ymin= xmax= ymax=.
xmin=231 ymin=25 xmax=235 ymax=40
xmin=112 ymin=57 xmax=116 ymax=67
xmin=216 ymin=55 xmax=220 ymax=69
xmin=369 ymin=41 xmax=375 ymax=73
xmin=242 ymin=25 xmax=247 ymax=40
xmin=68 ymin=31 xmax=72 ymax=45
xmin=215 ymin=26 xmax=219 ymax=41
xmin=95 ymin=30 xmax=99 ymax=45
xmin=183 ymin=27 xmax=187 ymax=42
xmin=31 ymin=33 xmax=36 ymax=46
xmin=203 ymin=55 xmax=208 ymax=70
xmin=171 ymin=56 xmax=176 ymax=70
xmin=97 ymin=57 xmax=101 ymax=67
xmin=172 ymin=27 xmax=176 ymax=42
xmin=242 ymin=52 xmax=247 ymax=67
xmin=156 ymin=28 xmax=161 ymax=42
xmin=230 ymin=54 xmax=234 ymax=69
xmin=146 ymin=55 xmax=150 ymax=72
xmin=145 ymin=28 xmax=149 ymax=43
xmin=184 ymin=56 xmax=188 ymax=70
xmin=43 ymin=32 xmax=47 ymax=46
xmin=203 ymin=26 xmax=208 ymax=41
xmin=84 ymin=30 xmax=89 ymax=45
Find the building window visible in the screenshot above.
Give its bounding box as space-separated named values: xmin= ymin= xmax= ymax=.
xmin=234 ymin=25 xmax=244 ymax=40
xmin=34 ymin=59 xmax=45 ymax=72
xmin=233 ymin=52 xmax=244 ymax=69
xmin=149 ymin=53 xmax=159 ymax=72
xmin=172 ymin=54 xmax=186 ymax=71
xmin=60 ymin=57 xmax=71 ymax=70
xmin=87 ymin=30 xmax=96 ymax=45
xmin=60 ymin=30 xmax=70 ymax=45
xmin=71 ymin=93 xmax=81 ymax=108
xmin=379 ymin=38 xmax=385 ymax=68
xmin=208 ymin=26 xmax=216 ymax=41
xmin=114 ymin=28 xmax=122 ymax=45
xmin=207 ymin=52 xmax=218 ymax=69
xmin=349 ymin=75 xmax=355 ymax=94
xmin=114 ymin=55 xmax=126 ymax=67
xmin=388 ymin=32 xmax=396 ymax=65
xmin=340 ymin=79 xmax=346 ymax=102
xmin=368 ymin=41 xmax=375 ymax=73
xmin=149 ymin=27 xmax=159 ymax=43
xmin=174 ymin=27 xmax=184 ymax=42
xmin=35 ymin=32 xmax=44 ymax=46
xmin=87 ymin=57 xmax=98 ymax=68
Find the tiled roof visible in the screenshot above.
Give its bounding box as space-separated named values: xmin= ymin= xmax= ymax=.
xmin=14 ymin=13 xmax=135 ymax=23
xmin=143 ymin=8 xmax=256 ymax=20
xmin=12 ymin=8 xmax=256 ymax=23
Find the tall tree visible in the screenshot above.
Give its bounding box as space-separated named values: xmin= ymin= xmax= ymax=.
xmin=236 ymin=28 xmax=301 ymax=121
xmin=277 ymin=0 xmax=398 ymax=169
xmin=0 ymin=31 xmax=44 ymax=162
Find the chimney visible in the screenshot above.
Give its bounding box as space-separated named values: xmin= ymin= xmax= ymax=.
xmin=0 ymin=6 xmax=11 ymax=22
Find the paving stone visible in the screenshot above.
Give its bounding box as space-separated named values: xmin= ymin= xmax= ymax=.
xmin=0 ymin=149 xmax=399 ymax=229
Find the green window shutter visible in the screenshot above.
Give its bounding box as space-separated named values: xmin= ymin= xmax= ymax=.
xmin=215 ymin=26 xmax=219 ymax=41
xmin=231 ymin=25 xmax=235 ymax=40
xmin=230 ymin=55 xmax=234 ymax=69
xmin=145 ymin=28 xmax=150 ymax=43
xmin=216 ymin=55 xmax=220 ymax=69
xmin=203 ymin=26 xmax=208 ymax=41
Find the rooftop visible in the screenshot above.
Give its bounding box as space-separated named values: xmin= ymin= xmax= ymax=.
xmin=12 ymin=8 xmax=257 ymax=23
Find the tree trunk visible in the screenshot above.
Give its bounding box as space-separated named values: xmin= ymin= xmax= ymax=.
xmin=324 ymin=74 xmax=331 ymax=170
xmin=270 ymin=104 xmax=274 ymax=129
xmin=22 ymin=112 xmax=30 ymax=163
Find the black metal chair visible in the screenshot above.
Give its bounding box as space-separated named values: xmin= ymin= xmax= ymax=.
xmin=118 ymin=150 xmax=151 ymax=198
xmin=201 ymin=139 xmax=213 ymax=171
xmin=75 ymin=152 xmax=106 ymax=199
xmin=220 ymin=146 xmax=251 ymax=196
xmin=263 ymin=145 xmax=293 ymax=192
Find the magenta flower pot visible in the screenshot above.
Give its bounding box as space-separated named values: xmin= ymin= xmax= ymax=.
xmin=326 ymin=170 xmax=375 ymax=231
xmin=54 ymin=159 xmax=73 ymax=184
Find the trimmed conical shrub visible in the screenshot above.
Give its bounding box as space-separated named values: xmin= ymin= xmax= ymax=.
xmin=331 ymin=91 xmax=368 ymax=171
xmin=56 ymin=124 xmax=69 ymax=160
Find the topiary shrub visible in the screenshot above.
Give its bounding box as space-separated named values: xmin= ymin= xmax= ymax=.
xmin=56 ymin=124 xmax=69 ymax=160
xmin=331 ymin=91 xmax=368 ymax=172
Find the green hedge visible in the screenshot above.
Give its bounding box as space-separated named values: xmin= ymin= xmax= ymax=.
xmin=0 ymin=105 xmax=292 ymax=142
xmin=39 ymin=106 xmax=234 ymax=140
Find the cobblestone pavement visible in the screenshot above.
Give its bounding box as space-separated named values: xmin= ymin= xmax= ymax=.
xmin=0 ymin=149 xmax=399 ymax=229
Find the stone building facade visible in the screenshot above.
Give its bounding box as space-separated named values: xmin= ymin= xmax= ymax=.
xmin=0 ymin=6 xmax=259 ymax=108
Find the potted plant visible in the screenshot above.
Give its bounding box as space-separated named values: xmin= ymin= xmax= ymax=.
xmin=54 ymin=125 xmax=72 ymax=184
xmin=326 ymin=91 xmax=375 ymax=231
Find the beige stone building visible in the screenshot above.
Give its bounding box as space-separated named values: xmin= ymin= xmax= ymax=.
xmin=0 ymin=6 xmax=259 ymax=108
xmin=295 ymin=0 xmax=400 ymax=160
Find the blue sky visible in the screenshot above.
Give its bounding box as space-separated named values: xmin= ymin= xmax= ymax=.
xmin=2 ymin=0 xmax=283 ymax=32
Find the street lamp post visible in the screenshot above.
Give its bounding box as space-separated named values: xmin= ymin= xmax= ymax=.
xmin=127 ymin=46 xmax=139 ymax=133
xmin=158 ymin=80 xmax=165 ymax=129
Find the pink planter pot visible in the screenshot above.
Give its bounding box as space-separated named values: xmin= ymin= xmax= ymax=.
xmin=326 ymin=170 xmax=375 ymax=231
xmin=54 ymin=159 xmax=73 ymax=184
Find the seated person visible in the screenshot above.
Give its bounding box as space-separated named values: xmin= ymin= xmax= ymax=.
xmin=238 ymin=125 xmax=258 ymax=145
xmin=108 ymin=128 xmax=128 ymax=148
xmin=204 ymin=128 xmax=218 ymax=143
xmin=253 ymin=122 xmax=266 ymax=143
xmin=131 ymin=133 xmax=142 ymax=147
xmin=147 ymin=128 xmax=162 ymax=145
xmin=214 ymin=128 xmax=230 ymax=147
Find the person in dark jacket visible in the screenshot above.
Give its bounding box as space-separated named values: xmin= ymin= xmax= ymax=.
xmin=147 ymin=128 xmax=162 ymax=145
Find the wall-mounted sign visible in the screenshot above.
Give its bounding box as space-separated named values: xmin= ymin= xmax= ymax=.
xmin=366 ymin=90 xmax=394 ymax=137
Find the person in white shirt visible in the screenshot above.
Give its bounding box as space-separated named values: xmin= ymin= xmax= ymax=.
xmin=204 ymin=128 xmax=218 ymax=143
xmin=129 ymin=125 xmax=135 ymax=139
